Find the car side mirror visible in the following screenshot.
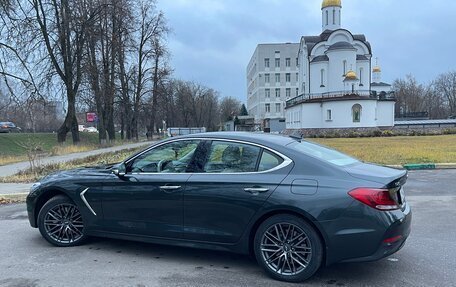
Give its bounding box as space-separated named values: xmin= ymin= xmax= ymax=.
xmin=112 ymin=163 xmax=126 ymax=177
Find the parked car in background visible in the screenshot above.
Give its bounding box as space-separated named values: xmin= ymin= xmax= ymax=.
xmin=26 ymin=132 xmax=411 ymax=282
xmin=0 ymin=122 xmax=21 ymax=133
xmin=83 ymin=127 xmax=98 ymax=133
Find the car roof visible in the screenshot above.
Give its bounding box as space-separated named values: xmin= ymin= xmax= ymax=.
xmin=175 ymin=132 xmax=296 ymax=147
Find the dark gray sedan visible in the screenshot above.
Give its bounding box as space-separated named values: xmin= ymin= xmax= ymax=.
xmin=26 ymin=132 xmax=411 ymax=282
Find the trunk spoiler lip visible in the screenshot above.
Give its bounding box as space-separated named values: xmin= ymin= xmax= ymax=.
xmin=384 ymin=172 xmax=408 ymax=189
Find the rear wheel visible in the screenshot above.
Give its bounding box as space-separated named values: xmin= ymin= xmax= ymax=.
xmin=37 ymin=195 xmax=87 ymax=247
xmin=254 ymin=214 xmax=323 ymax=282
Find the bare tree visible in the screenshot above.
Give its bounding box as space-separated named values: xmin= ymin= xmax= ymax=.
xmin=392 ymin=75 xmax=426 ymax=117
xmin=434 ymin=71 xmax=456 ymax=117
xmin=30 ymin=0 xmax=95 ymax=144
xmin=220 ymin=96 xmax=242 ymax=122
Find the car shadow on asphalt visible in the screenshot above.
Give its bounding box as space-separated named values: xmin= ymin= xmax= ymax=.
xmin=73 ymin=236 xmax=398 ymax=286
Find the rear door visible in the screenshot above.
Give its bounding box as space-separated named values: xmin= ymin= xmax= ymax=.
xmin=183 ymin=140 xmax=293 ymax=243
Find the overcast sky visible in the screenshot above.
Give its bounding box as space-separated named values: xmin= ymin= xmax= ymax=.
xmin=159 ymin=0 xmax=456 ymax=103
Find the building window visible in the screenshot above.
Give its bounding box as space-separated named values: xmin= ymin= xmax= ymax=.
xmin=320 ymin=69 xmax=325 ymax=87
xmin=359 ymin=68 xmax=364 ymax=86
xmin=296 ymin=88 xmax=299 ymax=96
xmin=333 ymin=9 xmax=336 ymax=24
xmin=265 ymin=89 xmax=270 ymax=98
xmin=343 ymin=60 xmax=347 ymax=76
xmin=275 ymin=88 xmax=281 ymax=98
xmin=352 ymin=104 xmax=362 ymax=123
xmin=264 ymin=58 xmax=270 ymax=68
xmin=275 ymin=58 xmax=280 ymax=68
xmin=326 ymin=10 xmax=329 ymax=25
xmin=296 ymin=73 xmax=299 ymax=82
xmin=265 ymin=73 xmax=270 ymax=83
xmin=286 ymin=73 xmax=291 ymax=82
xmin=296 ymin=58 xmax=299 ymax=66
xmin=275 ymin=73 xmax=280 ymax=83
xmin=276 ymin=103 xmax=281 ymax=113
xmin=286 ymin=58 xmax=291 ymax=67
xmin=326 ymin=109 xmax=332 ymax=121
xmin=265 ymin=103 xmax=270 ymax=113
xmin=286 ymin=88 xmax=291 ymax=98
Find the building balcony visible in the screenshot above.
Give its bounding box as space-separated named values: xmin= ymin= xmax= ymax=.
xmin=285 ymin=90 xmax=395 ymax=108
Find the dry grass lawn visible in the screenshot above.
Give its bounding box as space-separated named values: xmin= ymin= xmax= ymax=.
xmin=311 ymin=135 xmax=456 ymax=165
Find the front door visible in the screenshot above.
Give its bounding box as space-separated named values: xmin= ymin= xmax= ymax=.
xmin=101 ymin=139 xmax=202 ymax=239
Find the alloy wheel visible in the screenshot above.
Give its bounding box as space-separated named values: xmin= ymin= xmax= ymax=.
xmin=260 ymin=222 xmax=312 ymax=276
xmin=43 ymin=203 xmax=84 ymax=244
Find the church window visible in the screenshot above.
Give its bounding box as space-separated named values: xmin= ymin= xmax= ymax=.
xmin=343 ymin=60 xmax=347 ymax=76
xmin=352 ymin=104 xmax=362 ymax=123
xmin=333 ymin=9 xmax=336 ymax=25
xmin=320 ymin=69 xmax=325 ymax=87
xmin=326 ymin=11 xmax=329 ymax=25
xmin=327 ymin=109 xmax=332 ymax=121
xmin=359 ymin=68 xmax=364 ymax=86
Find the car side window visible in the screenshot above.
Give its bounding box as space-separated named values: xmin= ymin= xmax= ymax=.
xmin=129 ymin=140 xmax=200 ymax=173
xmin=204 ymin=141 xmax=261 ymax=173
xmin=258 ymin=150 xmax=284 ymax=172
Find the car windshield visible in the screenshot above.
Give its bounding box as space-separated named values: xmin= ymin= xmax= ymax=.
xmin=289 ymin=140 xmax=359 ymax=166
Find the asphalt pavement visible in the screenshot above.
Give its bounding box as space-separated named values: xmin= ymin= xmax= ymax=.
xmin=0 ymin=170 xmax=455 ymax=287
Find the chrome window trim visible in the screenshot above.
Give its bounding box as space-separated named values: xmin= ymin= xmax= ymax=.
xmin=80 ymin=188 xmax=97 ymax=216
xmin=125 ymin=137 xmax=293 ymax=175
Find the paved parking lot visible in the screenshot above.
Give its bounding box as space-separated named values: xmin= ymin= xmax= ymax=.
xmin=0 ymin=170 xmax=455 ymax=287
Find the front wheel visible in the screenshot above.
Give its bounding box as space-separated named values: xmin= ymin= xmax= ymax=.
xmin=37 ymin=195 xmax=87 ymax=247
xmin=254 ymin=214 xmax=323 ymax=282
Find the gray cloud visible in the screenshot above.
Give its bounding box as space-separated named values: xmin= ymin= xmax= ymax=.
xmin=160 ymin=0 xmax=456 ymax=102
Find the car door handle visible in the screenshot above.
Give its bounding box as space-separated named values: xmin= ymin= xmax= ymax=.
xmin=244 ymin=187 xmax=269 ymax=194
xmin=159 ymin=185 xmax=182 ymax=191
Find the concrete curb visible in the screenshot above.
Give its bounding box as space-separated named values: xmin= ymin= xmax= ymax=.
xmin=387 ymin=163 xmax=456 ymax=170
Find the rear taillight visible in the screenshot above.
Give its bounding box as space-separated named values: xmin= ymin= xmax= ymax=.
xmin=348 ymin=188 xmax=400 ymax=211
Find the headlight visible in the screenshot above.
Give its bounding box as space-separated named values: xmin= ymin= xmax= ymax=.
xmin=30 ymin=182 xmax=42 ymax=193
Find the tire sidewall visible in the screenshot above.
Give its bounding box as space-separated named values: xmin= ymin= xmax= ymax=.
xmin=37 ymin=195 xmax=86 ymax=247
xmin=254 ymin=214 xmax=323 ymax=283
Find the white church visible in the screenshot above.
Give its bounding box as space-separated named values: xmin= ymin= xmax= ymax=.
xmin=247 ymin=0 xmax=393 ymax=131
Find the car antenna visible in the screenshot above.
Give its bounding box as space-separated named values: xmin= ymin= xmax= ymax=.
xmin=289 ymin=131 xmax=303 ymax=142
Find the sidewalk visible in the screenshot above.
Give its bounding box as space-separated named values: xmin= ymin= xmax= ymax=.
xmin=0 ymin=141 xmax=154 ymax=178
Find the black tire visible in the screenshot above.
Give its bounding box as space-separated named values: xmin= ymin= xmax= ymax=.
xmin=37 ymin=195 xmax=87 ymax=247
xmin=253 ymin=214 xmax=323 ymax=283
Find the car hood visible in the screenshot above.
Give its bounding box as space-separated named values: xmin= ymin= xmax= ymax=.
xmin=41 ymin=164 xmax=116 ymax=182
xmin=343 ymin=162 xmax=407 ymax=186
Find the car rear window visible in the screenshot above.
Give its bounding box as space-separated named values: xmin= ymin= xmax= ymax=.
xmin=289 ymin=141 xmax=359 ymax=167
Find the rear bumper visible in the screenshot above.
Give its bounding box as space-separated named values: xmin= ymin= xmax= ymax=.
xmin=325 ymin=201 xmax=412 ymax=265
xmin=341 ymin=204 xmax=412 ymax=263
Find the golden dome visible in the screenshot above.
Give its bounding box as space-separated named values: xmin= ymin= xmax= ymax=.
xmin=373 ymin=66 xmax=381 ymax=73
xmin=344 ymin=70 xmax=358 ymax=81
xmin=322 ymin=0 xmax=342 ymax=9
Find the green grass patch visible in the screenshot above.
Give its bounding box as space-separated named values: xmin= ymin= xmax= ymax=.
xmin=311 ymin=135 xmax=456 ymax=165
xmin=0 ymin=133 xmax=144 ymax=166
